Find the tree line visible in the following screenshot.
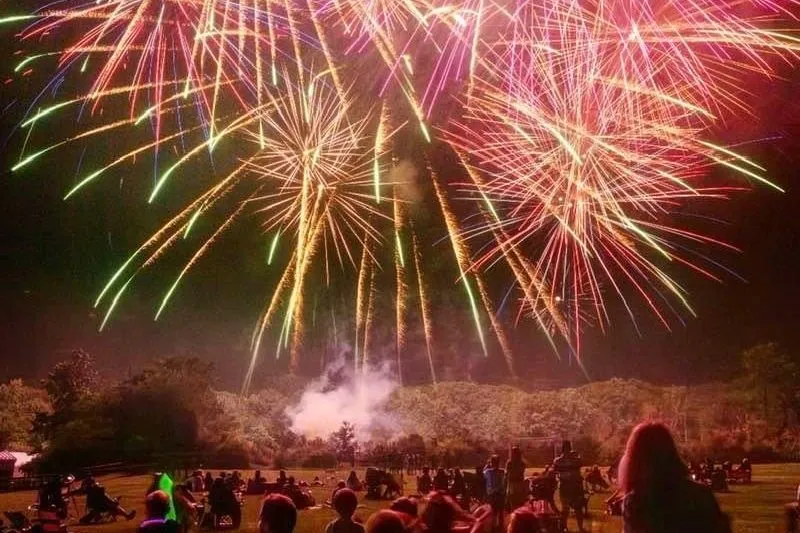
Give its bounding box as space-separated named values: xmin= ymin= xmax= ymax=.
xmin=1 ymin=342 xmax=799 ymax=474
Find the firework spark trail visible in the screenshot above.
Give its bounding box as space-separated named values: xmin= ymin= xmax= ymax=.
xmin=361 ymin=260 xmax=377 ymax=376
xmin=429 ymin=162 xmax=488 ymax=358
xmin=6 ymin=0 xmax=800 ymax=384
xmin=455 ymin=152 xmax=567 ymax=348
xmin=393 ymin=191 xmax=408 ymax=384
xmin=412 ymin=229 xmax=436 ymax=384
xmin=354 ymin=237 xmax=371 ymax=375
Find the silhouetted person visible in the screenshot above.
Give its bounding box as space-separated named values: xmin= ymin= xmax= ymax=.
xmin=203 ymin=472 xmax=213 ymax=492
xmin=451 ymin=469 xmax=467 ymax=505
xmin=390 ymin=497 xmax=418 ymax=518
xmin=529 ymin=466 xmax=558 ymax=514
xmin=138 ymin=490 xmax=179 ymax=533
xmin=787 ymin=483 xmax=800 ymax=533
xmin=505 ymin=446 xmax=527 ymax=510
xmin=326 ymin=488 xmax=365 ymax=533
xmin=552 ymin=440 xmax=585 ymax=532
xmin=186 ymin=471 xmax=204 ymax=493
xmin=259 ymin=494 xmax=297 ymax=533
xmin=347 ymin=471 xmax=363 ymax=492
xmin=80 ymin=477 xmax=136 ymax=524
xmin=366 ymin=510 xmax=407 ymax=533
xmin=434 ymin=468 xmax=450 ymax=492
xmin=38 ymin=477 xmax=69 ymax=518
xmin=418 ymin=467 xmax=433 ymax=494
xmin=277 ymin=471 xmax=288 ymax=487
xmin=619 ymin=422 xmax=731 ymax=533
xmin=421 ymin=492 xmax=472 ymax=533
xmin=483 ymin=455 xmax=506 ymax=532
xmin=209 ymin=477 xmax=241 ymax=528
xmin=507 ymin=507 xmax=542 ymax=533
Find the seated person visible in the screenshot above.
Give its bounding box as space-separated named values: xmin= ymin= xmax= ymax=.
xmin=710 ymin=467 xmax=729 ymax=492
xmin=529 ymin=466 xmax=558 ymax=514
xmin=346 ymin=471 xmax=363 ymax=492
xmin=173 ymin=484 xmax=200 ymax=533
xmin=325 ymin=488 xmax=364 ymax=533
xmin=38 ymin=477 xmax=69 ymax=518
xmin=282 ymin=480 xmax=316 ymax=510
xmin=382 ymin=473 xmax=402 ymax=500
xmin=740 ymin=458 xmax=752 ymax=472
xmin=417 ymin=468 xmax=433 ymax=495
xmin=433 ymin=469 xmax=449 ymax=492
xmin=139 ymin=491 xmax=179 ymax=533
xmin=312 ymin=476 xmax=324 ymax=487
xmin=209 ymin=477 xmax=242 ymax=528
xmin=80 ymin=478 xmax=136 ymax=524
xmin=277 ymin=471 xmax=289 ymax=487
xmin=186 ymin=471 xmax=204 ymax=493
xmin=330 ymin=481 xmax=347 ymax=505
xmin=585 ymin=466 xmax=609 ymax=491
xmin=451 ymin=469 xmax=466 ymax=498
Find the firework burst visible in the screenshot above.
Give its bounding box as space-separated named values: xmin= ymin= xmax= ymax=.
xmin=4 ymin=0 xmax=800 ymax=384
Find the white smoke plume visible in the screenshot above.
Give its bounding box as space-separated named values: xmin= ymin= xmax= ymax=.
xmin=285 ymin=353 xmax=399 ymax=440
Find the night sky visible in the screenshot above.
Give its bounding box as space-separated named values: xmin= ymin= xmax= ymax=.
xmin=1 ymin=8 xmax=800 ymax=390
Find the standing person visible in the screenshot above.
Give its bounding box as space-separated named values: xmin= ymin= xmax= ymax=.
xmin=326 ymin=488 xmax=364 ymax=533
xmin=259 ymin=494 xmax=297 ymax=533
xmin=786 ymin=483 xmax=799 ymax=533
xmin=203 ymin=472 xmax=213 ymax=492
xmin=552 ymin=440 xmax=585 ymax=533
xmin=619 ymin=422 xmax=731 ymax=533
xmin=483 ymin=455 xmax=506 ymax=532
xmin=505 ymin=446 xmax=527 ymax=510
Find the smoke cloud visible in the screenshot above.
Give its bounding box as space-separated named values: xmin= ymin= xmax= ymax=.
xmin=285 ymin=353 xmax=399 ymax=440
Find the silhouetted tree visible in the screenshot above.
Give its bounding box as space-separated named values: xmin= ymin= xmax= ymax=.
xmin=330 ymin=422 xmax=357 ymax=467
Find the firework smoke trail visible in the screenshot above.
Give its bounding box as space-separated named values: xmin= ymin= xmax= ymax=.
xmin=412 ymin=229 xmax=436 ymax=384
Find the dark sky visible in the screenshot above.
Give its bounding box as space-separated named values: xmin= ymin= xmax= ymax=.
xmin=1 ymin=9 xmax=800 ymax=390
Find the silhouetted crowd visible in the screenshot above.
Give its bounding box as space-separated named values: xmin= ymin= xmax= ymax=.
xmin=20 ymin=423 xmax=747 ymax=533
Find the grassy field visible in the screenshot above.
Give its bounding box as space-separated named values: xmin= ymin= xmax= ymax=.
xmin=1 ymin=465 xmax=797 ymax=532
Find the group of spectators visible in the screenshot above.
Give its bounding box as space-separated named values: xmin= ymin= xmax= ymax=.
xmin=129 ymin=422 xmax=733 ymax=533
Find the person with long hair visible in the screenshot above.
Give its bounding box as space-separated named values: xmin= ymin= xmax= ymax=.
xmin=619 ymin=422 xmax=731 ymax=533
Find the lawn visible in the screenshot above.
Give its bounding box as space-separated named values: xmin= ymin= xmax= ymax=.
xmin=1 ymin=465 xmax=797 ymax=532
